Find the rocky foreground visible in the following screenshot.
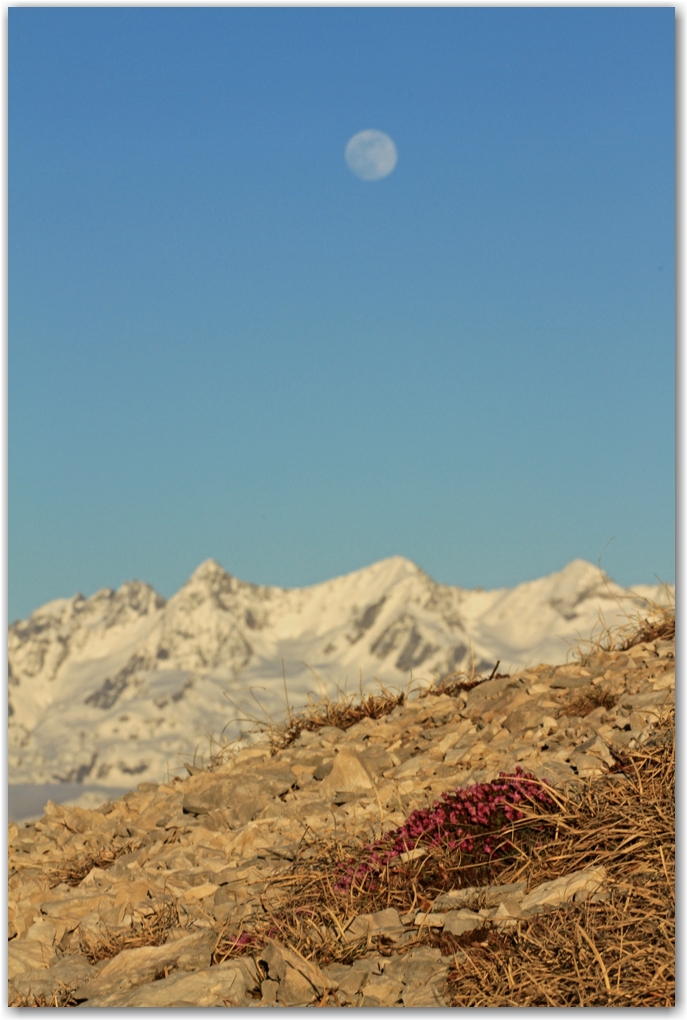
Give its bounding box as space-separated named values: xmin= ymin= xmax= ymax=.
xmin=8 ymin=616 xmax=675 ymax=1007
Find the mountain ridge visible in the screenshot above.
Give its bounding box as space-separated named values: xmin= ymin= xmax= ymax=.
xmin=9 ymin=557 xmax=672 ymax=788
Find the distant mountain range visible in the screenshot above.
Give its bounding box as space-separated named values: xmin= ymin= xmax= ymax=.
xmin=9 ymin=557 xmax=671 ymax=788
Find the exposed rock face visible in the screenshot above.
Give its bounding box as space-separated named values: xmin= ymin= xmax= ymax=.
xmin=8 ymin=632 xmax=674 ymax=1006
xmin=9 ymin=556 xmax=671 ymax=787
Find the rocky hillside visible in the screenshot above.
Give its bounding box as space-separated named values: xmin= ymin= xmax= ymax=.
xmin=8 ymin=610 xmax=674 ymax=1006
xmin=9 ymin=556 xmax=671 ymax=787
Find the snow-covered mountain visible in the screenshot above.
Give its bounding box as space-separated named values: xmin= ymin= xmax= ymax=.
xmin=9 ymin=557 xmax=671 ymax=788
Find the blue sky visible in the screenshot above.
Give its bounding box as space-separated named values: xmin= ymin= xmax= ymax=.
xmin=9 ymin=7 xmax=674 ymax=622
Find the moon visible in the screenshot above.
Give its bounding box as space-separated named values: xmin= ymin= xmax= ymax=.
xmin=345 ymin=129 xmax=397 ymax=181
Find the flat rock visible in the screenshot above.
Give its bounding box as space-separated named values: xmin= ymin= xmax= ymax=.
xmin=10 ymin=954 xmax=95 ymax=1002
xmin=573 ymin=734 xmax=615 ymax=766
xmin=621 ymin=689 xmax=674 ymax=711
xmin=318 ymin=751 xmax=373 ymax=796
xmin=385 ymin=945 xmax=446 ymax=985
xmin=503 ymin=706 xmax=550 ymax=733
xmin=434 ymin=881 xmax=526 ymax=910
xmin=80 ymin=958 xmax=259 ymax=1007
xmin=361 ymin=973 xmax=404 ymax=1005
xmin=345 ymin=907 xmax=405 ymax=941
xmin=443 ymin=908 xmax=485 ymax=935
xmin=8 ymin=938 xmax=57 ymax=980
xmin=550 ymin=675 xmax=593 ymax=690
xmin=256 ymin=938 xmax=335 ymax=1003
xmin=74 ymin=930 xmax=216 ymax=1001
xmin=182 ymin=764 xmax=297 ymax=820
xmin=519 ymin=866 xmax=607 ymax=916
xmin=401 ymin=977 xmax=448 ymax=1007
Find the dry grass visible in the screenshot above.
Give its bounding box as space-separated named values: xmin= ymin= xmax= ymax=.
xmin=41 ymin=828 xmax=187 ymax=892
xmin=265 ymin=658 xmax=514 ymax=750
xmin=8 ymin=985 xmax=81 ymax=1008
xmin=444 ymin=715 xmax=674 ymax=1005
xmin=212 ymin=711 xmax=674 ymax=1006
xmin=573 ymin=594 xmax=675 ymax=664
xmin=196 ymin=683 xmax=411 ymax=772
xmin=618 ymin=604 xmax=675 ymax=649
xmin=265 ymin=684 xmax=408 ymax=753
xmin=45 ymin=843 xmax=137 ymax=889
xmin=430 ymin=672 xmax=506 ymax=698
xmin=213 ymin=783 xmax=560 ymax=965
xmin=264 ymin=659 xmax=512 ymax=752
xmin=445 ymin=893 xmax=673 ymax=1006
xmin=200 ymin=656 xmax=513 ymax=774
xmin=17 ymin=607 xmax=674 ymax=1007
xmin=78 ymin=899 xmax=188 ymax=964
xmin=430 ymin=660 xmax=510 ymax=699
xmin=9 ymin=902 xmax=188 ymax=1006
xmin=558 ymin=687 xmax=618 ymax=719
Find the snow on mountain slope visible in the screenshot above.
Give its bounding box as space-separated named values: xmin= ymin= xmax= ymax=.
xmin=8 ymin=557 xmax=672 ymax=787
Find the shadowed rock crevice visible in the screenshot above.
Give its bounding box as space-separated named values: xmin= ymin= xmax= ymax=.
xmin=347 ymin=597 xmax=387 ymax=644
xmin=85 ymin=656 xmax=151 ymax=710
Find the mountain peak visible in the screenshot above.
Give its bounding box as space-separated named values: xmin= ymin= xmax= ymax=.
xmin=9 ymin=556 xmax=672 ymax=788
xmin=352 ymin=555 xmax=424 ymax=583
xmin=187 ymin=559 xmax=231 ymax=585
xmin=550 ymin=559 xmax=610 ymax=593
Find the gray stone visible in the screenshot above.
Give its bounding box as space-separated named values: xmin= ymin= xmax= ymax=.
xmin=80 ymin=959 xmax=258 ymax=1007
xmin=519 ymin=866 xmax=606 ymax=917
xmin=550 ymin=675 xmax=593 ymax=690
xmin=443 ymin=908 xmax=485 ymax=935
xmin=312 ymin=761 xmax=333 ymax=781
xmin=465 ymin=675 xmax=521 ymax=713
xmin=74 ymin=930 xmax=216 ymax=1002
xmin=318 ymin=751 xmax=373 ymax=796
xmin=573 ymin=734 xmax=615 ymax=766
xmin=255 ymin=938 xmax=335 ymax=1004
xmin=321 ymin=963 xmax=367 ymax=998
xmin=621 ymin=689 xmax=673 ymax=712
xmin=315 ymin=726 xmax=346 ymax=744
xmin=385 ymin=945 xmax=445 ymax=986
xmin=571 ymin=753 xmax=607 ymax=778
xmin=491 ymin=896 xmax=524 ymax=927
xmin=257 ymin=940 xmax=287 ymax=982
xmin=345 ymin=907 xmax=406 ymax=941
xmin=360 ymin=973 xmax=404 ymax=1005
xmin=182 ymin=779 xmax=256 ymax=819
xmin=503 ymin=707 xmax=547 ymax=733
xmin=7 ymin=626 xmax=673 ymax=1010
xmin=332 ymin=790 xmax=366 ymax=806
xmin=260 ymin=978 xmax=280 ymax=1003
xmin=358 ymin=745 xmax=395 ymax=777
xmin=323 ymin=958 xmax=385 ymax=1002
xmin=537 ymin=760 xmax=580 ymax=789
xmin=278 ymin=966 xmax=318 ymax=1006
xmin=401 ymin=977 xmax=447 ymax=1007
xmin=414 ymin=910 xmax=448 ymax=928
xmin=647 ymin=671 xmax=675 ymax=692
xmin=182 ymin=764 xmax=296 ymax=817
xmin=8 ymin=938 xmax=57 ymax=980
xmin=608 ymin=730 xmax=635 ymax=748
xmin=10 ymin=954 xmax=95 ymax=1001
xmin=434 ymin=881 xmax=526 ymax=911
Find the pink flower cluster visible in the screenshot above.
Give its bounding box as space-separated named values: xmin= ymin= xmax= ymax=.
xmin=335 ymin=768 xmax=555 ymax=892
